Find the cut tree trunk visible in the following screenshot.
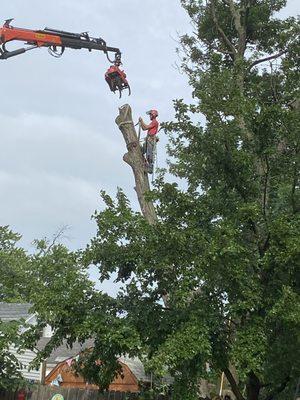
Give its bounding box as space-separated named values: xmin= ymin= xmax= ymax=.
xmin=115 ymin=104 xmax=157 ymax=225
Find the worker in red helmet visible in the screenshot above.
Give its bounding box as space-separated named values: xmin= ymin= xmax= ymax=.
xmin=139 ymin=109 xmax=159 ymax=174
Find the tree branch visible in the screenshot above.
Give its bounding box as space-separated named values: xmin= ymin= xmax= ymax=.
xmin=210 ymin=0 xmax=236 ymax=57
xmin=249 ymin=50 xmax=287 ymax=70
xmin=225 ymin=0 xmax=246 ymax=55
xmin=224 ymin=367 xmax=245 ymax=400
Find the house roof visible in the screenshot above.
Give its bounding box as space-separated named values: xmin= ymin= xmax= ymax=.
xmin=0 ymin=302 xmax=32 ymax=322
xmin=0 ymin=303 xmax=169 ymax=384
xmin=36 ymin=338 xmax=94 ymax=365
xmin=37 ymin=338 xmax=151 ymax=382
xmin=119 ymin=356 xmax=151 ymax=382
xmin=45 ymin=357 xmax=141 ymax=392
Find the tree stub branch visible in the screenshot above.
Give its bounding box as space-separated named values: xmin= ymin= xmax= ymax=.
xmin=249 ymin=50 xmax=287 ymax=70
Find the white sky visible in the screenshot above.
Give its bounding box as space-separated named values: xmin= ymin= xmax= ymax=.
xmin=0 ymin=1 xmax=298 ymax=293
xmin=0 ymin=1 xmax=194 ymax=252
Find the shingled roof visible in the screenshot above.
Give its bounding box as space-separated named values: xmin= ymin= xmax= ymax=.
xmin=0 ymin=303 xmax=170 ymax=384
xmin=0 ymin=302 xmax=32 ymax=322
xmin=37 ymin=338 xmax=152 ymax=382
xmin=36 ymin=337 xmax=95 ymax=364
xmin=119 ymin=355 xmax=151 ymax=382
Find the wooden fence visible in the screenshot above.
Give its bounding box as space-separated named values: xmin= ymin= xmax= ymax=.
xmin=0 ymin=387 xmax=170 ymax=400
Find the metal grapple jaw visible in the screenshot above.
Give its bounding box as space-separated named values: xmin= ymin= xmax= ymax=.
xmin=105 ymin=65 xmax=131 ymax=99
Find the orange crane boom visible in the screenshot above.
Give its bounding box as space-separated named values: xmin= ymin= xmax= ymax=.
xmin=0 ymin=19 xmax=130 ymax=97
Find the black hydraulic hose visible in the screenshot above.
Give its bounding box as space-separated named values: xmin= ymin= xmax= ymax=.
xmin=0 ymin=48 xmax=26 ymax=59
xmin=0 ymin=45 xmax=38 ymax=60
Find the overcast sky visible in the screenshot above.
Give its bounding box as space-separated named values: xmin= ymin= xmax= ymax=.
xmin=0 ymin=1 xmax=298 ymax=292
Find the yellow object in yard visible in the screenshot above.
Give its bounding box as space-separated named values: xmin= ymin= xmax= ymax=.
xmin=51 ymin=395 xmax=64 ymax=400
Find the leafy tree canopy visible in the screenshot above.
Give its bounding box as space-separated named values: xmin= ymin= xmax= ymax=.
xmin=77 ymin=1 xmax=299 ymax=399
xmin=0 ymin=227 xmax=97 ymax=390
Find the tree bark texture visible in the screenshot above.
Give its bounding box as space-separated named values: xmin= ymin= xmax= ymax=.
xmin=115 ymin=104 xmax=157 ymax=225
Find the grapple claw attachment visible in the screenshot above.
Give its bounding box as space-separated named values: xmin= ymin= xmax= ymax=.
xmin=105 ymin=65 xmax=131 ymax=98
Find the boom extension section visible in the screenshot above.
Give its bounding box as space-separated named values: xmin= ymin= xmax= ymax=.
xmin=0 ymin=19 xmax=130 ymax=97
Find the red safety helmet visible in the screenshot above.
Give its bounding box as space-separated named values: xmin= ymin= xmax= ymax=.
xmin=146 ymin=109 xmax=158 ymax=118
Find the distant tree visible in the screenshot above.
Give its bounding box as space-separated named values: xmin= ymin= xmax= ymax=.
xmin=0 ymin=319 xmax=24 ymax=390
xmin=0 ymin=227 xmax=28 ymax=302
xmin=0 ymin=227 xmax=97 ymax=390
xmin=0 ymin=227 xmax=29 ymax=389
xmin=25 ymin=234 xmax=140 ymax=390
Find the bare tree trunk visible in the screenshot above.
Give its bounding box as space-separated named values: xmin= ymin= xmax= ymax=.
xmin=116 ymin=104 xmax=171 ymax=308
xmin=115 ymin=104 xmax=157 ymax=225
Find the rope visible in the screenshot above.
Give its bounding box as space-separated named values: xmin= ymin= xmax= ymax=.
xmin=117 ymin=120 xmax=134 ymax=128
xmin=151 ymin=140 xmax=158 ymax=183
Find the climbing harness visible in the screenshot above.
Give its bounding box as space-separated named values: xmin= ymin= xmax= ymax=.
xmin=144 ymin=135 xmax=158 ymax=175
xmin=152 ymin=139 xmax=158 ymax=183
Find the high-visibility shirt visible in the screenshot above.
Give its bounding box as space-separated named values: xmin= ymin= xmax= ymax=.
xmin=147 ymin=119 xmax=159 ymax=136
